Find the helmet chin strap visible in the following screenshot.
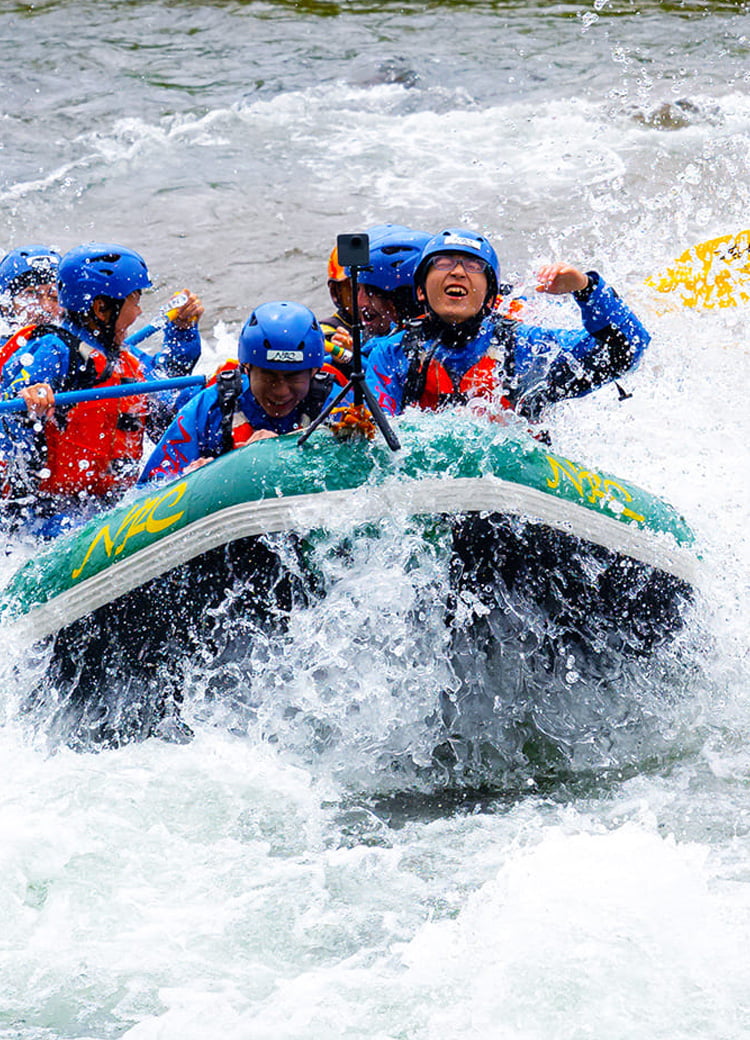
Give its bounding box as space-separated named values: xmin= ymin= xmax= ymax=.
xmin=90 ymin=296 xmax=123 ymax=351
xmin=429 ymin=311 xmax=486 ymax=346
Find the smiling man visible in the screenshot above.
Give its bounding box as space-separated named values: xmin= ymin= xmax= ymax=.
xmin=364 ymin=227 xmax=650 ymax=421
xmin=140 ymin=301 xmax=333 ymax=482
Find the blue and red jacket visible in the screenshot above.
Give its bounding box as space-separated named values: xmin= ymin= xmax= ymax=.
xmin=139 ymin=367 xmax=333 ymax=483
xmin=0 ymin=318 xmax=201 ymax=498
xmin=362 ymin=272 xmax=650 ymax=419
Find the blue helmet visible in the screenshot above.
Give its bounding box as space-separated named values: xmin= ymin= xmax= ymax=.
xmin=350 ymin=224 xmax=432 ymax=294
xmin=238 ymin=301 xmax=325 ymax=371
xmin=414 ymin=228 xmax=500 ymax=301
xmin=57 ymin=243 xmax=152 ymax=313
xmin=0 ymin=245 xmax=61 ymax=296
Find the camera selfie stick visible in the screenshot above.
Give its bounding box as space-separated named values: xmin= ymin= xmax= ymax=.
xmin=298 ymin=233 xmax=401 ymax=452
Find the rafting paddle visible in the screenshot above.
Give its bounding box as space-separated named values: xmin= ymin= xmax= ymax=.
xmin=645 ymin=229 xmax=750 ymax=308
xmin=0 ymin=374 xmax=206 ymax=415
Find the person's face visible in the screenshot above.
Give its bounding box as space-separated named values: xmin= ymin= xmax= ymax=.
xmin=329 ymin=278 xmax=353 ymax=320
xmin=247 ymin=365 xmax=316 ymax=418
xmin=357 ymin=284 xmax=399 ymax=338
xmin=13 ymin=282 xmax=62 ymax=325
xmin=113 ymin=290 xmax=143 ymax=346
xmin=419 ymin=253 xmax=489 ymax=324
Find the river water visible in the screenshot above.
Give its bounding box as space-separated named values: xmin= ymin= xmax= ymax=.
xmin=2 ymin=0 xmax=750 ymax=1036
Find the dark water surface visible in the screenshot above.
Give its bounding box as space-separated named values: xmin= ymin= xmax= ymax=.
xmin=3 ymin=0 xmax=750 ymax=315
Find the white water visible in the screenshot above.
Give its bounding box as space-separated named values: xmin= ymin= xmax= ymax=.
xmin=2 ymin=2 xmax=750 ymax=1037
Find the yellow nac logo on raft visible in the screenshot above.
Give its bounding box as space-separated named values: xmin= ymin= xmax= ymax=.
xmin=545 ymin=455 xmax=645 ymax=523
xmin=71 ymin=482 xmax=188 ymax=581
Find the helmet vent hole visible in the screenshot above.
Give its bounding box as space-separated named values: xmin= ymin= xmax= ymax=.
xmin=89 ymin=254 xmax=122 ymax=265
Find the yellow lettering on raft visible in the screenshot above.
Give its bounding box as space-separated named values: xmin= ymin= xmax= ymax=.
xmin=545 ymin=455 xmax=645 ymax=523
xmin=71 ymin=482 xmax=188 ymax=581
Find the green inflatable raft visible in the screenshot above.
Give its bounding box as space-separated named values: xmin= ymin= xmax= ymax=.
xmin=1 ymin=410 xmax=696 ymax=648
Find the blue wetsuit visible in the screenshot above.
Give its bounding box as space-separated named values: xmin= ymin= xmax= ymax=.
xmin=0 ymin=318 xmax=202 ymax=533
xmin=0 ymin=318 xmax=201 ymax=451
xmin=139 ymin=369 xmax=332 ymax=483
xmin=363 ymin=273 xmax=650 ymax=419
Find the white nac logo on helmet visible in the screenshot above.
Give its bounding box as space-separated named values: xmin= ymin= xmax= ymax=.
xmin=266 ymin=349 xmax=304 ymax=363
xmin=443 ymin=234 xmax=482 ymax=251
xmin=28 ymin=256 xmax=54 ymax=271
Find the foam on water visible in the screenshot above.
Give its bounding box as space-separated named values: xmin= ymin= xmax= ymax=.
xmin=396 ymin=814 xmax=750 ymax=1038
xmin=3 ymin=729 xmax=750 ymax=1039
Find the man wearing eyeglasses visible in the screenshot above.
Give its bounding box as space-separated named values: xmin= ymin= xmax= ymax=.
xmin=364 ymin=227 xmax=650 ymax=421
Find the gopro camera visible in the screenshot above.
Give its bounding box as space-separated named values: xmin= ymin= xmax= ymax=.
xmin=336 ymin=232 xmax=370 ymax=268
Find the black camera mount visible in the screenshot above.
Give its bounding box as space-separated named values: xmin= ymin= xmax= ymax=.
xmin=298 ymin=233 xmax=401 ymax=452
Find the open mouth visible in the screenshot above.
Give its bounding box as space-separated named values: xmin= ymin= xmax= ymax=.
xmin=444 ymin=284 xmax=469 ymax=298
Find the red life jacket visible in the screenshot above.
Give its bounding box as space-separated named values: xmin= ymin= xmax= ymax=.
xmin=400 ymin=323 xmax=557 ymax=444
xmin=322 ymin=360 xmax=349 ymax=389
xmin=40 ymin=342 xmax=149 ymax=497
xmin=229 ymin=407 xmax=254 ymax=449
xmin=0 ymin=324 xmax=37 ymax=374
xmin=404 ymin=336 xmax=515 ymax=414
xmin=206 ymin=359 xmax=338 ymax=454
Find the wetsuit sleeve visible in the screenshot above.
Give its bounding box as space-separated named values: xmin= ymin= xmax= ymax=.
xmin=129 ymin=321 xmax=202 ymax=379
xmin=138 ymin=384 xmax=222 ymax=483
xmin=129 ymin=323 xmax=204 ymax=439
xmin=574 ymin=271 xmax=650 ymax=362
xmin=511 ymin=273 xmax=650 ymax=418
xmin=363 ymin=333 xmax=410 ymax=416
xmin=0 ymin=335 xmax=73 ymax=470
xmin=316 ymin=332 xmax=407 ymax=416
xmin=0 ymin=334 xmax=71 ymax=394
xmin=155 ymin=321 xmax=202 ymax=376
